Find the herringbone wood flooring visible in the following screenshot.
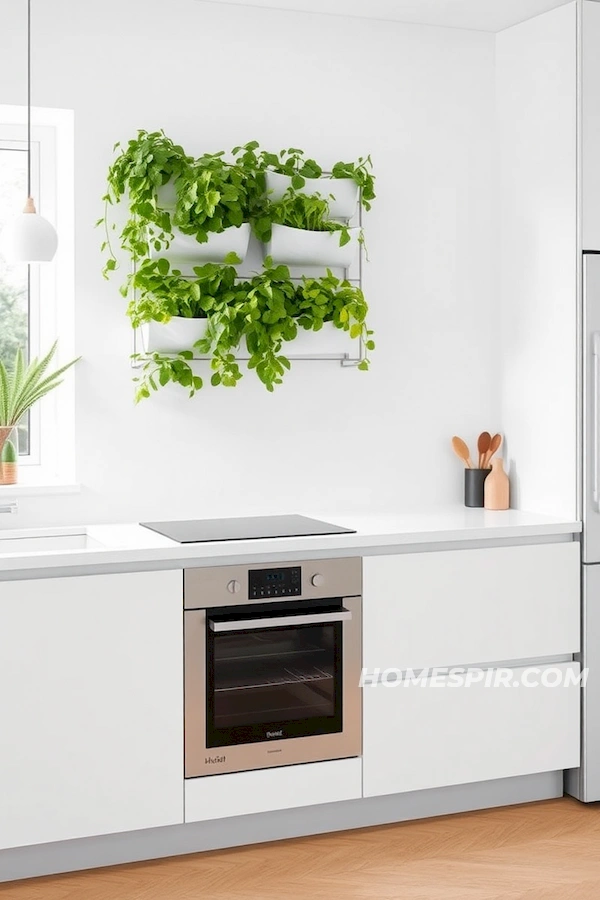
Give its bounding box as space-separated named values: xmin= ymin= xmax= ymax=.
xmin=2 ymin=797 xmax=600 ymax=899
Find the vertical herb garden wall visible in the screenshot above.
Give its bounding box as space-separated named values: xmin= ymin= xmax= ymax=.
xmin=100 ymin=132 xmax=376 ymax=399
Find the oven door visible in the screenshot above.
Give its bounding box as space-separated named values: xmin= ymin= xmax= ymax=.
xmin=184 ymin=596 xmax=361 ymax=777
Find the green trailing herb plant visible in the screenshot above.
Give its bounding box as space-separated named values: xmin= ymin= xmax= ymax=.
xmin=99 ymin=131 xmax=190 ymax=277
xmin=295 ymin=269 xmax=374 ymax=372
xmin=99 ymin=135 xmax=375 ymax=399
xmin=100 ymin=131 xmax=259 ymax=280
xmin=255 ymin=191 xmax=357 ymax=247
xmin=248 ymin=146 xmax=376 ymax=211
xmin=100 ymin=136 xmax=375 ymax=276
xmin=330 ymin=157 xmax=376 ymax=211
xmin=132 ymin=259 xmax=374 ymax=399
xmin=125 ymin=258 xmax=244 ymax=327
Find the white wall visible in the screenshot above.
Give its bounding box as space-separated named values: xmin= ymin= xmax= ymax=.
xmin=496 ymin=2 xmax=578 ymax=518
xmin=0 ymin=0 xmax=497 ymax=526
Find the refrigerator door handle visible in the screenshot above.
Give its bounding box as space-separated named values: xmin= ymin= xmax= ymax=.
xmin=593 ymin=332 xmax=600 ymax=510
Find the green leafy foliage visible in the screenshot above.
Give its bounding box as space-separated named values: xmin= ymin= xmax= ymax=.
xmin=125 ymin=259 xmax=246 ymax=327
xmin=330 ymin=156 xmax=376 ymax=211
xmin=100 ymin=135 xmax=375 ymax=279
xmin=132 ymin=259 xmax=373 ymax=398
xmin=0 ymin=343 xmax=80 ymax=426
xmin=99 ymin=131 xmax=261 ymax=280
xmin=256 ymin=190 xmax=356 ymax=246
xmin=253 ymin=146 xmax=376 ymax=211
xmin=100 ymin=135 xmax=376 ymax=398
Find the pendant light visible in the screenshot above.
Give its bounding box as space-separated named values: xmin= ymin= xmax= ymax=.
xmin=9 ymin=0 xmax=58 ymax=263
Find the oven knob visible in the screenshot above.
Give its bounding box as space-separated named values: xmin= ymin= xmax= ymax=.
xmin=311 ymin=573 xmax=325 ymax=587
xmin=227 ymin=579 xmax=241 ymax=594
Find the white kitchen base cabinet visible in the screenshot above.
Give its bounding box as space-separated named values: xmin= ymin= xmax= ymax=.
xmin=185 ymin=758 xmax=362 ymax=823
xmin=0 ymin=571 xmax=184 ymax=850
xmin=363 ymin=663 xmax=580 ymax=798
xmin=363 ymin=543 xmax=580 ymax=671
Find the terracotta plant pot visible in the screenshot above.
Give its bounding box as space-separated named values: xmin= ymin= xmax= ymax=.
xmin=0 ymin=462 xmax=17 ymax=485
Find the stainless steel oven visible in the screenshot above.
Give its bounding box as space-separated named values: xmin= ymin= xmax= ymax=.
xmin=184 ymin=557 xmax=362 ymax=777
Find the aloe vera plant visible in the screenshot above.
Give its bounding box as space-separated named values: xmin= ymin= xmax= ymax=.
xmin=0 ymin=343 xmax=80 ymax=456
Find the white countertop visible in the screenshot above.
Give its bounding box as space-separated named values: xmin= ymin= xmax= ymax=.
xmin=0 ymin=509 xmax=581 ymax=578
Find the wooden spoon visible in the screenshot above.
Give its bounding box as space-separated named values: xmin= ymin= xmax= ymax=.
xmin=483 ymin=433 xmax=502 ymax=468
xmin=452 ymin=436 xmax=473 ymax=469
xmin=477 ymin=431 xmax=491 ymax=469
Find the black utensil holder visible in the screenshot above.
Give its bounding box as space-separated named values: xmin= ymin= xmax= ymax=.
xmin=464 ymin=468 xmax=491 ymax=508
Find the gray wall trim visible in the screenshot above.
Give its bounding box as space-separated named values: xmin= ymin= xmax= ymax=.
xmin=1 ymin=770 xmax=563 ymax=884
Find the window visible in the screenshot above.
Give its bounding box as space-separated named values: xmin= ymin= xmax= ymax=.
xmin=0 ymin=106 xmax=74 ymax=487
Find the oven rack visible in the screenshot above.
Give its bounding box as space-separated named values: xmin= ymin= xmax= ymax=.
xmin=214 ymin=664 xmax=334 ymax=693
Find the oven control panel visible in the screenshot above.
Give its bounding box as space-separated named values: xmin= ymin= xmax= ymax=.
xmin=248 ymin=566 xmax=301 ymax=600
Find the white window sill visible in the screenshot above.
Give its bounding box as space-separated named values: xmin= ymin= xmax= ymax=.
xmin=0 ymin=481 xmax=81 ymax=497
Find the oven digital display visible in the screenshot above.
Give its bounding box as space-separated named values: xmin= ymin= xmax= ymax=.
xmin=249 ymin=566 xmax=301 ymax=599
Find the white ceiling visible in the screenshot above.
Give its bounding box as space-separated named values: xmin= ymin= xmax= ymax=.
xmin=196 ymin=0 xmax=575 ymax=33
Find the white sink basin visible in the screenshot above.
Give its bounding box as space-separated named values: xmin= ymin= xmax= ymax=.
xmin=0 ymin=531 xmax=104 ymax=554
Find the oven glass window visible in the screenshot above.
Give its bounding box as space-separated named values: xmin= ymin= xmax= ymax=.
xmin=206 ymin=617 xmax=343 ymax=747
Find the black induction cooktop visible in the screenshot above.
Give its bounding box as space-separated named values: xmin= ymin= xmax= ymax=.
xmin=139 ymin=514 xmax=356 ymax=544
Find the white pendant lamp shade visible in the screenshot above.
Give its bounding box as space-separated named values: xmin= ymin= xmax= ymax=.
xmin=7 ymin=0 xmax=58 ymax=264
xmin=10 ymin=197 xmax=58 ymax=263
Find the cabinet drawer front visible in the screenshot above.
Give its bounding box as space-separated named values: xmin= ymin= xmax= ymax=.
xmin=363 ymin=543 xmax=579 ymax=671
xmin=363 ymin=662 xmax=580 ymax=798
xmin=185 ymin=758 xmax=362 ymax=823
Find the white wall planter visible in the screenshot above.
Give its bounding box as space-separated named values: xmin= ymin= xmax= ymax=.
xmin=267 ymin=223 xmax=360 ymax=268
xmin=284 ymin=321 xmax=357 ymax=359
xmin=266 ymin=171 xmax=359 ymax=219
xmin=146 ymin=317 xmax=209 ymax=353
xmin=151 ymin=223 xmax=251 ymax=266
xmin=156 ymin=183 xmax=177 ymax=209
xmin=142 ymin=318 xmax=359 ymax=361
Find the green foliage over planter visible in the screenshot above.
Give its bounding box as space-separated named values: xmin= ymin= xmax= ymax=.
xmin=242 ymin=145 xmax=376 ymax=211
xmin=125 ymin=258 xmax=245 ymax=326
xmin=99 ymin=131 xmax=261 ymax=277
xmin=100 ymin=133 xmax=376 ymax=397
xmin=132 ymin=259 xmax=374 ymax=400
xmin=255 ymin=191 xmax=355 ymax=246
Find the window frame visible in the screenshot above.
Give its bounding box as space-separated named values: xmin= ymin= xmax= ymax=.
xmin=0 ymin=105 xmax=75 ymax=487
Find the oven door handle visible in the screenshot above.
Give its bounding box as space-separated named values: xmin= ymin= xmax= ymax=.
xmin=209 ymin=608 xmax=352 ymax=632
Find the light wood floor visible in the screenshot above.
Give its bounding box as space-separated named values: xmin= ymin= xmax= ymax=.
xmin=2 ymin=797 xmax=600 ymax=899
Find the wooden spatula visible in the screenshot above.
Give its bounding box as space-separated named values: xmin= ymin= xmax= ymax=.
xmin=452 ymin=436 xmax=473 ymax=469
xmin=483 ymin=433 xmax=502 ymax=468
xmin=477 ymin=432 xmax=491 ymax=469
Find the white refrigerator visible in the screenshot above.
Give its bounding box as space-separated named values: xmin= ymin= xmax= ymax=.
xmin=569 ymin=251 xmax=600 ymax=800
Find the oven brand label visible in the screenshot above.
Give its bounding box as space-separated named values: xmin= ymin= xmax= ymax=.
xmin=266 ymin=730 xmax=283 ymax=738
xmin=205 ymin=755 xmax=226 ymax=765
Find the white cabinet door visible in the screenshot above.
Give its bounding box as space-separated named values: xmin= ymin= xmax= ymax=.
xmin=363 ymin=663 xmax=580 ymax=797
xmin=0 ymin=571 xmax=184 ymax=850
xmin=363 ymin=543 xmax=579 ymax=672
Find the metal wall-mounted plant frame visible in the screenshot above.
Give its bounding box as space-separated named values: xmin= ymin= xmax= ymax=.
xmin=131 ymin=180 xmax=367 ymax=369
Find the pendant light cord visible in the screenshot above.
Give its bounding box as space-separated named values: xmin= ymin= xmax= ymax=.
xmin=27 ymin=0 xmax=31 ymax=198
